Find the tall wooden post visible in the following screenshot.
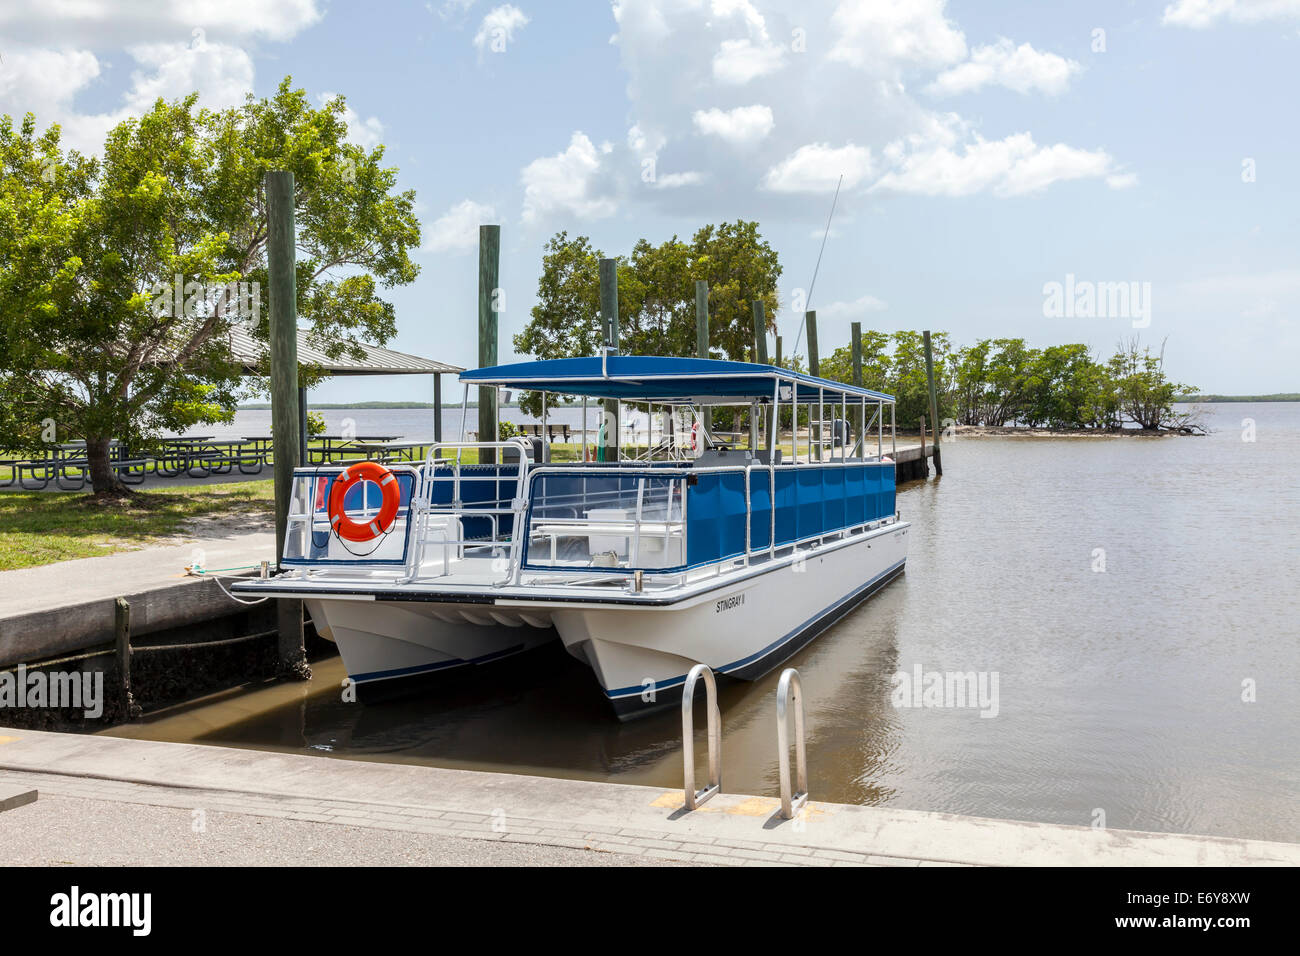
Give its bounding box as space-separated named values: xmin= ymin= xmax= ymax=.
xmin=478 ymin=225 xmax=500 ymax=464
xmin=695 ymin=280 xmax=709 ymax=358
xmin=923 ymin=329 xmax=943 ymax=476
xmin=433 ymin=373 xmax=443 ymax=444
xmin=752 ymin=301 xmax=768 ymax=364
xmin=600 ymin=258 xmax=620 ymax=462
xmin=775 ymin=335 xmax=783 ymax=367
xmin=806 ymin=310 xmax=819 ymax=378
xmin=851 ymin=321 xmax=864 ymax=445
xmin=267 ymin=171 xmax=299 ymax=565
xmin=266 ymin=170 xmax=308 ymax=679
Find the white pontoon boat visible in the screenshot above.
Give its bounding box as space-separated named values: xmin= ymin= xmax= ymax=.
xmin=233 ymin=356 xmax=909 ymax=719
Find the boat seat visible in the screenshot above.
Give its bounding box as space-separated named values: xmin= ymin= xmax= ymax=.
xmin=694 ymin=447 xmax=752 ymax=468
xmin=755 ymin=449 xmax=783 ymax=465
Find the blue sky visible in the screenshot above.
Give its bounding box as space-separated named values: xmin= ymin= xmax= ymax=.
xmin=2 ymin=0 xmax=1298 ymax=400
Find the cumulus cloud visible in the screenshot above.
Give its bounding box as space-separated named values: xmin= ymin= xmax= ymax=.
xmin=692 ymin=104 xmax=775 ymax=145
xmin=0 ymin=40 xmax=255 ymax=154
xmin=1106 ymin=171 xmax=1139 ymax=190
xmin=926 ymin=39 xmax=1081 ymax=96
xmin=872 ymin=133 xmax=1114 ymax=197
xmin=424 ymin=199 xmax=497 ymax=252
xmin=820 ymin=294 xmax=888 ymax=318
xmin=520 ymin=132 xmax=618 ymax=223
xmin=319 ymin=92 xmax=385 ymax=149
xmin=764 ymin=143 xmax=873 ymax=193
xmin=0 ymin=1 xmax=322 ymax=45
xmin=713 ymin=37 xmax=785 ymax=83
xmin=828 ymin=0 xmax=967 ymax=72
xmin=474 ymin=4 xmax=529 ymax=54
xmin=1163 ymin=0 xmax=1300 ymax=28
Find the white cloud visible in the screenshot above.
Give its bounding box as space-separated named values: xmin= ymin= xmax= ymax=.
xmin=0 ymin=1 xmax=322 ymax=45
xmin=872 ymin=133 xmax=1114 ymax=197
xmin=474 ymin=4 xmax=529 ymax=54
xmin=713 ymin=37 xmax=784 ymax=83
xmin=0 ymin=40 xmax=255 ymax=154
xmin=424 ymin=199 xmax=497 ymax=252
xmin=653 ymin=171 xmax=704 ymax=188
xmin=319 ymin=92 xmax=384 ymax=150
xmin=692 ymin=104 xmax=775 ymax=145
xmin=927 ymin=39 xmax=1081 ymax=96
xmin=520 ymin=132 xmax=618 ymax=223
xmin=764 ymin=143 xmax=873 ymax=193
xmin=821 ymin=294 xmax=888 ymax=318
xmin=1163 ymin=0 xmax=1300 ymax=28
xmin=828 ymin=0 xmax=967 ymax=72
xmin=1106 ymin=171 xmax=1140 ymax=190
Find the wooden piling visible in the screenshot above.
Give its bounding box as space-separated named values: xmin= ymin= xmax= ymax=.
xmin=806 ymin=310 xmax=819 ymax=378
xmin=752 ymin=301 xmax=768 ymax=364
xmin=775 ymin=335 xmax=783 ymax=367
xmin=695 ymin=280 xmax=709 ymax=358
xmin=923 ymin=329 xmax=943 ymax=476
xmin=478 ymin=225 xmax=501 ymax=464
xmin=600 ymin=258 xmax=620 ymax=462
xmin=266 ymin=170 xmax=299 ymax=567
xmin=851 ymin=321 xmax=863 ymax=442
xmin=114 ymin=597 xmax=139 ymax=718
xmin=266 ymin=170 xmax=308 ymax=679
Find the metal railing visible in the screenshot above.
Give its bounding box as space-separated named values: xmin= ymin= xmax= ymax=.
xmin=682 ymin=664 xmax=722 ymax=810
xmin=776 ymin=668 xmax=808 ymax=819
xmin=404 ymin=440 xmax=534 ymax=584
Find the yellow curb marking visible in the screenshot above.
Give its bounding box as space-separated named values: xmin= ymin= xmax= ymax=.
xmin=651 ymin=791 xmax=829 ymax=818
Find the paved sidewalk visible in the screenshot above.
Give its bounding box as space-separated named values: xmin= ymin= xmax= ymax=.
xmin=0 ymin=530 xmax=276 ymax=619
xmin=1 ymin=730 xmax=1295 ymax=867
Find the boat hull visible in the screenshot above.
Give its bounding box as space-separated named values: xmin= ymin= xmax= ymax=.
xmin=550 ymin=523 xmax=909 ymax=720
xmin=304 ymin=597 xmax=557 ymax=686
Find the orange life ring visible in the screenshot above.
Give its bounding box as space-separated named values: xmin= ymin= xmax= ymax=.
xmin=690 ymin=420 xmax=700 ymax=451
xmin=327 ymin=461 xmax=400 ymax=542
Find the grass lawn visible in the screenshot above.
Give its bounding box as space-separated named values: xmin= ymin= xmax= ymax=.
xmin=0 ymin=480 xmax=274 ymax=571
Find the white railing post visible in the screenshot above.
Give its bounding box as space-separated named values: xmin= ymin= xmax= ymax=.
xmin=776 ymin=668 xmax=808 ymax=819
xmin=682 ymin=664 xmax=721 ymax=809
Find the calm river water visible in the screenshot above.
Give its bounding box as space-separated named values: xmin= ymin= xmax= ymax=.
xmin=118 ymin=402 xmax=1300 ymax=842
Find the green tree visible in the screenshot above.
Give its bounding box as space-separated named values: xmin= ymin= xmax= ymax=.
xmin=0 ymin=78 xmax=420 ymax=492
xmin=1107 ymin=338 xmax=1198 ymax=431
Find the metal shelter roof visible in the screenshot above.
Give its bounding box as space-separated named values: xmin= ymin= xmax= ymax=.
xmin=458 ymin=355 xmax=894 ymax=403
xmin=226 ymin=326 xmax=462 ymax=376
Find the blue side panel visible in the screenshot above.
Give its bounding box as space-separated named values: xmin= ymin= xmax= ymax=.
xmin=749 ymin=473 xmax=772 ymax=552
xmin=428 ymin=463 xmax=519 ymax=539
xmin=773 ymin=469 xmax=797 ymax=546
xmin=685 ymin=471 xmax=748 ymax=566
xmin=796 ymin=467 xmax=822 ymax=540
xmin=823 ymin=466 xmax=846 ymax=533
xmin=844 ymin=466 xmax=866 ymax=527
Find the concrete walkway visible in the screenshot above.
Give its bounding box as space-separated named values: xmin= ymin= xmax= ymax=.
xmin=0 ymin=529 xmax=276 ymax=620
xmin=1 ymin=730 xmax=1294 ymax=867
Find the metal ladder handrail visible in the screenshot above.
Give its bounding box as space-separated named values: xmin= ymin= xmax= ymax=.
xmin=682 ymin=664 xmax=721 ymax=810
xmin=776 ymin=668 xmax=808 ymax=819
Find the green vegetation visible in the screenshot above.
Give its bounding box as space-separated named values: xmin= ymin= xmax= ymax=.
xmin=0 ymin=77 xmax=420 ymax=494
xmin=820 ymin=335 xmax=1199 ymax=432
xmin=513 ymin=222 xmax=781 ymax=417
xmin=0 ymin=481 xmax=274 ymax=571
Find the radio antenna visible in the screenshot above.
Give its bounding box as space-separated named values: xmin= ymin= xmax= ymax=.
xmin=793 ymin=173 xmax=843 ymax=358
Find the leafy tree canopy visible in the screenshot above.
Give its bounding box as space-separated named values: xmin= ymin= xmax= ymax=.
xmin=0 ymin=77 xmax=420 ymax=491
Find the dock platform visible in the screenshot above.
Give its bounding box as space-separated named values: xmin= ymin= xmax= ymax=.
xmin=0 ymin=730 xmax=1293 ymax=867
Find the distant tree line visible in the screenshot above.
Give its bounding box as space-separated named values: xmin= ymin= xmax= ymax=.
xmin=818 ymin=334 xmax=1200 ymax=432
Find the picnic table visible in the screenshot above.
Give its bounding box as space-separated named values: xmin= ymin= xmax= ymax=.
xmin=341 ymin=440 xmax=428 ymax=464
xmin=1 ymin=440 xmax=148 ymax=490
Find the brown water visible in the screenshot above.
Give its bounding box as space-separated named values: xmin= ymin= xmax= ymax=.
xmin=108 ymin=402 xmax=1300 ymax=842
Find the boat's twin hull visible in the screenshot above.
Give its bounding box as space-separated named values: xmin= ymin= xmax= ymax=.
xmin=305 ymin=524 xmax=908 ymax=719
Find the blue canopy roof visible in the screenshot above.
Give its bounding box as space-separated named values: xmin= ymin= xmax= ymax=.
xmin=458 ymin=355 xmax=893 ymax=404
